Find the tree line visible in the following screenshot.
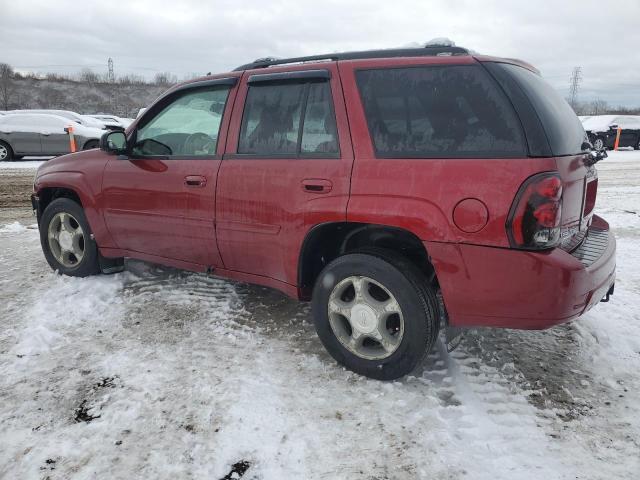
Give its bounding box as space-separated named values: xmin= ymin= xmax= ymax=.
xmin=1 ymin=62 xmax=638 ymax=118
xmin=0 ymin=63 xmax=186 ymax=117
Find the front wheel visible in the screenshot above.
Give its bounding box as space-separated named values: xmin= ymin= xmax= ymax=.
xmin=312 ymin=248 xmax=439 ymax=380
xmin=39 ymin=198 xmax=100 ymax=277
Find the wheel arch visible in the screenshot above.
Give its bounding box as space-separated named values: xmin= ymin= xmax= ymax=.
xmin=297 ymin=222 xmax=439 ymax=301
xmin=35 ymin=172 xmax=116 ymax=249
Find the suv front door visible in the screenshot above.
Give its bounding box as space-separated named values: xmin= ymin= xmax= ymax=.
xmin=216 ymin=64 xmax=354 ymax=289
xmin=101 ymin=77 xmax=238 ymax=269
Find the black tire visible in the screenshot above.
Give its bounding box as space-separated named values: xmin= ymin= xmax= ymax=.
xmin=312 ymin=247 xmax=439 ymax=380
xmin=39 ymin=198 xmax=101 ymax=277
xmin=593 ymin=136 xmax=606 ymax=151
xmin=83 ymin=139 xmax=99 ymax=150
xmin=0 ymin=141 xmax=14 ymax=161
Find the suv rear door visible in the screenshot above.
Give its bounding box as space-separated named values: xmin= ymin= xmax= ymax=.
xmin=216 ymin=64 xmax=354 ymax=287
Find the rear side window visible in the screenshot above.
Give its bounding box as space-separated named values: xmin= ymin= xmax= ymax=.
xmin=356 ymin=65 xmax=526 ymax=158
xmin=238 ymin=81 xmax=339 ymax=156
xmin=489 ymin=63 xmax=588 ymax=157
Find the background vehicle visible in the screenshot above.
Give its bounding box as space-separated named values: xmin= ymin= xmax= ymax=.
xmin=582 ymin=115 xmax=640 ymax=150
xmin=32 ymin=45 xmax=616 ymax=380
xmin=87 ymin=114 xmax=133 ymax=129
xmin=0 ymin=113 xmax=103 ymax=160
xmin=5 ymin=109 xmax=108 ymax=130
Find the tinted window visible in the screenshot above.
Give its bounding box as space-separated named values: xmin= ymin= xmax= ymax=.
xmin=238 ymin=81 xmax=338 ymax=156
xmin=356 ymin=65 xmax=526 ymax=158
xmin=493 ymin=63 xmax=587 ymax=156
xmin=134 ymin=87 xmax=230 ymax=157
xmin=301 ymin=83 xmax=338 ymax=154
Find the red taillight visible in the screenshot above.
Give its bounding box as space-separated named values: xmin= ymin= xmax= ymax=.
xmin=507 ymin=172 xmax=563 ymax=249
xmin=584 ymin=178 xmax=598 ymax=216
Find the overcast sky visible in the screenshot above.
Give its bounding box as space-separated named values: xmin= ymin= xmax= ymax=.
xmin=1 ymin=0 xmax=639 ymax=106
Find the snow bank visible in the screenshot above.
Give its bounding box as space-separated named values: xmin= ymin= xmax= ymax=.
xmin=0 ymin=221 xmax=28 ymax=233
xmin=0 ymin=160 xmax=47 ymax=169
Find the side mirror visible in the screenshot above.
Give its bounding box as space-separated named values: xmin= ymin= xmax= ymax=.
xmin=609 ymin=124 xmax=619 ymax=131
xmin=100 ymin=130 xmax=127 ymax=154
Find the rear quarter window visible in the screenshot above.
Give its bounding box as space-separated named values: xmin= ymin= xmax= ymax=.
xmin=486 ymin=63 xmax=588 ymax=157
xmin=356 ymin=65 xmax=526 ymax=158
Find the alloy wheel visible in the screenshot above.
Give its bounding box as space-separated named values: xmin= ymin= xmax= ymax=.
xmin=47 ymin=212 xmax=86 ymax=268
xmin=328 ymin=275 xmax=404 ymax=360
xmin=594 ymin=138 xmax=604 ymax=150
xmin=0 ymin=145 xmax=8 ymax=160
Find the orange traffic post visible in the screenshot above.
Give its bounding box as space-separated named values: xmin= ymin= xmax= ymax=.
xmin=614 ymin=127 xmax=622 ymax=151
xmin=66 ymin=125 xmax=77 ymax=153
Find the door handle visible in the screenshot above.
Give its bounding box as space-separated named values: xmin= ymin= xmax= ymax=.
xmin=301 ymin=178 xmax=332 ymax=194
xmin=184 ymin=175 xmax=207 ymax=187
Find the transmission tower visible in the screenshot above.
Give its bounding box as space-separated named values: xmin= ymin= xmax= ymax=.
xmin=107 ymin=57 xmax=117 ymax=114
xmin=568 ymin=66 xmax=582 ymax=109
xmin=107 ymin=58 xmax=115 ymax=83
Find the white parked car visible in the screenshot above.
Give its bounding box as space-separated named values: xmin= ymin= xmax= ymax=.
xmin=0 ymin=113 xmax=105 ymax=161
xmin=5 ymin=109 xmax=108 ymax=130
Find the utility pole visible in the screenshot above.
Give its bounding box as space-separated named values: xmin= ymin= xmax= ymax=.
xmin=568 ymin=66 xmax=582 ymax=110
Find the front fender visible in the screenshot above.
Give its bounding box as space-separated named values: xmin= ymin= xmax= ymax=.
xmin=35 ymin=170 xmax=115 ymax=248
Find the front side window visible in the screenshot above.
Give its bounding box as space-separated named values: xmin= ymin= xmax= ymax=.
xmin=238 ymin=80 xmax=338 ymax=156
xmin=356 ymin=65 xmax=526 ymax=158
xmin=134 ymin=87 xmax=230 ymax=157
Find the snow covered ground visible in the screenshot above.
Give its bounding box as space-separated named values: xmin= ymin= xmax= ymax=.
xmin=1 ymin=151 xmax=639 ymax=479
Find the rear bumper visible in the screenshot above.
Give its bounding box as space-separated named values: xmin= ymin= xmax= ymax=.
xmin=427 ymin=215 xmax=616 ymax=329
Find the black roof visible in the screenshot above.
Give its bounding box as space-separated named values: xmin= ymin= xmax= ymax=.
xmin=233 ymin=45 xmax=469 ymax=71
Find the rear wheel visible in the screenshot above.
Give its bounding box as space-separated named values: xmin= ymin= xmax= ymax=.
xmin=593 ymin=136 xmax=605 ymax=151
xmin=312 ymin=248 xmax=439 ymax=380
xmin=0 ymin=141 xmax=13 ymax=161
xmin=39 ymin=198 xmax=100 ymax=277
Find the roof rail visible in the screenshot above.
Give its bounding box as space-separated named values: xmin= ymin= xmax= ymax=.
xmin=233 ymin=45 xmax=469 ymax=71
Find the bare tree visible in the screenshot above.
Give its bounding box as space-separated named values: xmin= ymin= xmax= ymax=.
xmin=80 ymin=68 xmax=100 ymax=86
xmin=0 ymin=63 xmax=14 ymax=110
xmin=590 ymin=99 xmax=609 ymax=115
xmin=154 ymin=72 xmax=178 ymax=86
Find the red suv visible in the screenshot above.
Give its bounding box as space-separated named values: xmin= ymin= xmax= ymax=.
xmin=32 ymin=45 xmax=616 ymax=380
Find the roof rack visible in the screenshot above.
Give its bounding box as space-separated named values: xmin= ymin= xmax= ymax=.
xmin=233 ymin=45 xmax=469 ymax=71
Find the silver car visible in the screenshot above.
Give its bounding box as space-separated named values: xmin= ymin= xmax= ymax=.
xmin=0 ymin=113 xmax=104 ymax=161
